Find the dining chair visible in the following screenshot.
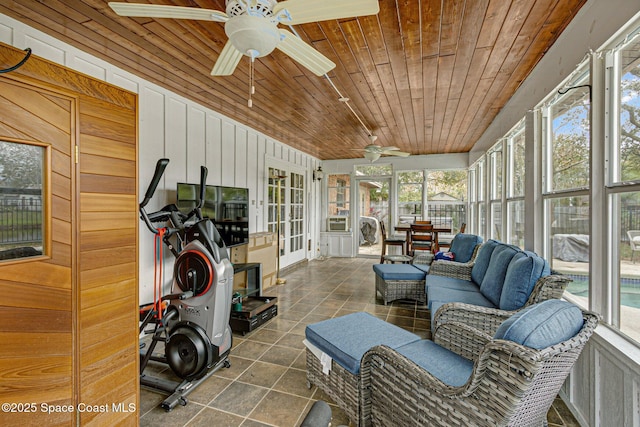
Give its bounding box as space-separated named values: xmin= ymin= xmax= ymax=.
xmin=380 ymin=221 xmax=406 ymax=263
xmin=408 ymin=223 xmax=434 ymax=255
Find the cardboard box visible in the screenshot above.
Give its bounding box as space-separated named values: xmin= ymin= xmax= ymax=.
xmin=248 ymin=232 xmax=277 ymax=291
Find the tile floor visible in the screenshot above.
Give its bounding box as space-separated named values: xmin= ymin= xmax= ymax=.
xmin=139 ymin=257 xmax=580 ymax=427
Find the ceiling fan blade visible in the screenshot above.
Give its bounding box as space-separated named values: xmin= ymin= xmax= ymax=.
xmin=274 ymin=0 xmax=379 ymax=25
xmin=211 ymin=41 xmax=243 ymax=76
xmin=108 ymin=2 xmax=228 ymax=22
xmin=276 ymin=29 xmax=335 ymax=76
xmin=383 ymin=150 xmax=411 ymax=157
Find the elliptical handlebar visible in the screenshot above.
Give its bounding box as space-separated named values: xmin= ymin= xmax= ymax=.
xmin=197 ymin=166 xmax=207 ymax=212
xmin=139 ymin=158 xmax=181 ymax=236
xmin=141 ymin=158 xmax=169 ymax=210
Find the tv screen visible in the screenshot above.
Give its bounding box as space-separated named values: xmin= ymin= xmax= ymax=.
xmin=177 ymin=183 xmax=249 ymax=247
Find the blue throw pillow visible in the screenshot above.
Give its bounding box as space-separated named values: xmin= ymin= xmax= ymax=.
xmin=479 ymin=245 xmax=520 ymax=307
xmin=449 ymin=234 xmax=483 ymax=263
xmin=470 ymin=240 xmax=500 ymax=285
xmin=494 ymin=300 xmax=584 ymax=349
xmin=499 ymin=252 xmax=549 ymax=311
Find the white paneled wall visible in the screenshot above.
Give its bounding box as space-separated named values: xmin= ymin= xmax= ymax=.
xmin=0 ymin=13 xmax=320 ymax=304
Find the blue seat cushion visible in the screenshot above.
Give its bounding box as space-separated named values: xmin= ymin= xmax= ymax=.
xmin=494 ymin=300 xmax=583 ymax=349
xmin=499 ymin=251 xmax=550 ymax=311
xmin=470 ymin=240 xmax=500 ymax=285
xmin=479 ymin=245 xmax=520 ymax=306
xmin=394 ymin=340 xmax=473 ymax=387
xmin=427 ymin=287 xmax=496 ymax=310
xmin=411 ymin=263 xmax=430 ymax=274
xmin=426 ymin=275 xmax=479 ymax=293
xmin=305 ymin=312 xmax=420 ymax=374
xmin=373 ymin=264 xmax=426 ymax=281
xmin=449 ymin=234 xmax=483 ymax=264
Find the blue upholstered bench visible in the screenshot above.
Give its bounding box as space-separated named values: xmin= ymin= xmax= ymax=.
xmin=304 ymin=312 xmax=420 ymax=424
xmin=372 ymin=263 xmax=429 ymax=305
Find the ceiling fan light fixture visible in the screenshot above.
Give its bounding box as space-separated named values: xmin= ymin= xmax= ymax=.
xmin=364 ymin=151 xmax=380 ymax=162
xmin=225 ymin=14 xmax=280 ymax=58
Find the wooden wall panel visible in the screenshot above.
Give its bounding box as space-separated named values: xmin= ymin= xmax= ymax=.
xmin=77 ymin=87 xmax=137 ymax=425
xmin=0 ymin=43 xmax=138 ymax=426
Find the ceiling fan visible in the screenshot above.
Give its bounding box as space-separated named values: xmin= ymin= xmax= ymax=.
xmin=359 ymin=135 xmax=410 ymax=162
xmin=108 ymin=0 xmax=380 ymax=105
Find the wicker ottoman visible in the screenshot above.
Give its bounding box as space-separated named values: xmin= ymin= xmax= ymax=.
xmin=305 ymin=312 xmax=420 ymax=426
xmin=373 ymin=263 xmax=429 ymax=305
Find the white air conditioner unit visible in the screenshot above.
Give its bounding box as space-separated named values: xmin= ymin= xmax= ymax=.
xmin=327 ymin=216 xmax=349 ymax=231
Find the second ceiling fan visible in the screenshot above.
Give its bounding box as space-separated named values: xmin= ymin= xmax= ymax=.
xmin=359 ymin=135 xmax=411 ymax=162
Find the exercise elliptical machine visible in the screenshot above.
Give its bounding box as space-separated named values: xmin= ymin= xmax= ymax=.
xmin=138 ymin=158 xmax=233 ymax=411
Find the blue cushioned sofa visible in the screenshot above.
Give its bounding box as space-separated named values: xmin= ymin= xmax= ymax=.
xmin=426 ymin=239 xmax=572 ymax=331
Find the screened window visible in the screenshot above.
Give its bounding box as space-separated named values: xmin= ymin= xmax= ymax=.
xmin=488 ymin=144 xmax=504 ymax=240
xmin=608 ymin=31 xmax=640 ymax=343
xmin=0 ymin=140 xmax=45 ymax=261
xmin=328 ymin=174 xmax=350 ymax=217
xmin=397 ymin=171 xmax=423 ymax=223
xmin=541 ymin=67 xmax=591 ymax=308
xmin=547 ymin=81 xmax=591 ymax=192
xmin=618 ymin=38 xmax=640 ymax=183
xmin=355 ymin=164 xmax=392 ymax=176
xmin=506 ymin=122 xmax=526 ymax=247
xmin=426 ymin=170 xmax=467 ymax=233
xmin=489 ymin=144 xmax=503 ymax=201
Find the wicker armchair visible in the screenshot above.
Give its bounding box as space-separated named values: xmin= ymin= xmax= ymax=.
xmin=428 ymin=243 xmax=481 ymax=280
xmin=359 ymin=306 xmax=599 ymax=427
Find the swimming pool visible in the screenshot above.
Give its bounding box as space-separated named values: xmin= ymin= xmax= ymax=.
xmin=565 ymin=274 xmax=640 ymax=308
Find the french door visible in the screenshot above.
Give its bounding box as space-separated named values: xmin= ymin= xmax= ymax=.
xmin=267 ymin=163 xmax=306 ymax=266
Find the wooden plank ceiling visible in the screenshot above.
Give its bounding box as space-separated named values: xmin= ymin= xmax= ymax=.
xmin=0 ymin=0 xmax=586 ymax=160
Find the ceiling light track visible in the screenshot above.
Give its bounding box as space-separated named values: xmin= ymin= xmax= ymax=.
xmin=287 ymin=24 xmax=376 ymax=140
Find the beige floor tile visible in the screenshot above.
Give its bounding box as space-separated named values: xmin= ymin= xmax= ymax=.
xmin=237 ymin=361 xmax=288 ymax=388
xmin=248 ymin=390 xmax=310 ymax=426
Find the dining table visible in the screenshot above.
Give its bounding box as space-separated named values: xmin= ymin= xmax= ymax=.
xmin=394 ymin=223 xmax=452 ymax=253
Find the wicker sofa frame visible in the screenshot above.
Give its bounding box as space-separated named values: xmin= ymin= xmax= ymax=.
xmin=359 ymin=311 xmax=599 ymax=427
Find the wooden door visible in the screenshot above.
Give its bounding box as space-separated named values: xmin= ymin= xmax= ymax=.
xmin=0 ymin=79 xmax=75 ymax=425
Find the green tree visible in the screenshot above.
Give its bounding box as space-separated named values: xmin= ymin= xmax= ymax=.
xmin=427 ymin=170 xmax=467 ymax=201
xmin=620 ymin=67 xmax=640 ymax=181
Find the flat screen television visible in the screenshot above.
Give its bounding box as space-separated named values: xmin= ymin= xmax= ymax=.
xmin=177 ymin=183 xmax=249 ymax=247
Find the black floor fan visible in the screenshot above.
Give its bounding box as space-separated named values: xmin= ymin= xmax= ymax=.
xmin=138 ymin=158 xmax=234 ymax=411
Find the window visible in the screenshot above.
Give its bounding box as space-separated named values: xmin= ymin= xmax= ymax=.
xmin=355 ymin=164 xmax=392 ymax=176
xmin=426 ymin=170 xmax=467 ymax=233
xmin=617 ymin=39 xmax=640 ymax=183
xmin=541 ymin=66 xmax=591 ymax=307
xmin=0 ymin=140 xmax=45 ymax=261
xmin=488 ymin=144 xmax=503 ymax=240
xmin=607 ymin=33 xmax=640 ymax=342
xmin=545 ymin=77 xmax=591 ymax=192
xmin=469 ymin=159 xmax=485 ymax=236
xmin=397 ymin=171 xmax=423 ymax=223
xmin=506 ymin=121 xmax=526 ymax=247
xmin=328 ymin=174 xmax=350 ymax=217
